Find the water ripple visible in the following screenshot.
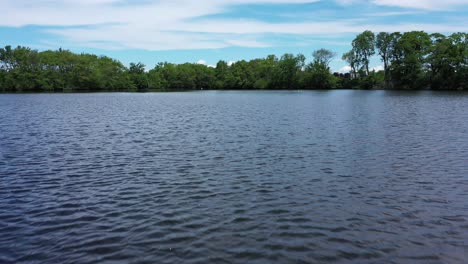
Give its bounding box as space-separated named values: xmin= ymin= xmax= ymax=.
xmin=0 ymin=91 xmax=467 ymax=263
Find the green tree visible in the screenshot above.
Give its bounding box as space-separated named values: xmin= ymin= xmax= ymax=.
xmin=193 ymin=64 xmax=215 ymax=90
xmin=376 ymin=32 xmax=399 ymax=88
xmin=342 ymin=50 xmax=359 ymax=79
xmin=0 ymin=68 xmax=5 ymax=92
xmin=95 ymin=56 xmax=133 ymax=91
xmin=214 ymin=60 xmax=230 ymax=89
xmin=271 ymin=54 xmax=305 ymax=89
xmin=129 ymin=62 xmax=148 ymax=91
xmin=390 ymin=31 xmax=431 ymax=89
xmin=1 ymin=32 xmax=466 ymax=92
xmin=249 ymin=55 xmax=278 ymax=89
xmin=352 ymin=30 xmax=376 ymax=76
xmin=304 ymin=62 xmax=337 ymax=89
xmin=448 ymin=32 xmax=468 ymax=89
xmin=312 ymin=49 xmax=335 ymax=67
xmin=304 ymin=49 xmax=337 ymax=89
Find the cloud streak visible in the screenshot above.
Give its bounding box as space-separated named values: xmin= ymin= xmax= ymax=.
xmin=371 ymin=0 xmax=468 ymax=10
xmin=0 ymin=0 xmax=467 ymax=50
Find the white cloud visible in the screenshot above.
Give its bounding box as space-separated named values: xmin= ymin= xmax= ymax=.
xmin=372 ymin=65 xmax=384 ymax=72
xmin=0 ymin=0 xmax=466 ymax=50
xmin=0 ymin=0 xmax=320 ymax=28
xmin=371 ymin=0 xmax=468 ymax=10
xmin=338 ymin=0 xmax=468 ymax=10
xmin=196 ymin=60 xmax=215 ymax=67
xmin=339 ymin=65 xmax=352 ymax=73
xmin=366 ymin=11 xmax=425 ymax=16
xmin=335 ymin=0 xmax=363 ymax=5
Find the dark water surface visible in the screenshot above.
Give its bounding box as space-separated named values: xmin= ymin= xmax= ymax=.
xmin=0 ymin=91 xmax=467 ymax=263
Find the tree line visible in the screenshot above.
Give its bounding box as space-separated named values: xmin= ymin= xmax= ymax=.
xmin=343 ymin=31 xmax=467 ymax=90
xmin=0 ymin=31 xmax=466 ymax=92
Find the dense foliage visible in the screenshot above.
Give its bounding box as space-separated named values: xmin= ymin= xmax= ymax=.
xmin=345 ymin=31 xmax=467 ymax=90
xmin=0 ymin=31 xmax=466 ymax=92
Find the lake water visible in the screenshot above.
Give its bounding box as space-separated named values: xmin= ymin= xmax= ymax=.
xmin=0 ymin=91 xmax=467 ymax=263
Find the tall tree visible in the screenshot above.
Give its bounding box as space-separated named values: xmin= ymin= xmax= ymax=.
xmin=305 ymin=61 xmax=337 ymax=90
xmin=342 ymin=50 xmax=359 ymax=78
xmin=449 ymin=32 xmax=468 ymax=89
xmin=352 ymin=30 xmax=376 ymax=75
xmin=214 ymin=60 xmax=229 ymax=89
xmin=376 ymin=32 xmax=400 ymax=88
xmin=390 ymin=31 xmax=431 ymax=89
xmin=312 ymin=49 xmax=335 ymax=67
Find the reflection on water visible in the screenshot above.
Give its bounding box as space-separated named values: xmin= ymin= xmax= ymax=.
xmin=0 ymin=91 xmax=467 ymax=263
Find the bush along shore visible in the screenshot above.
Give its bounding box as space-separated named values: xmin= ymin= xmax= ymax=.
xmin=0 ymin=31 xmax=466 ymax=92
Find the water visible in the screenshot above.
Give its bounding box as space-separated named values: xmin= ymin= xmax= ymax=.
xmin=0 ymin=91 xmax=467 ymax=263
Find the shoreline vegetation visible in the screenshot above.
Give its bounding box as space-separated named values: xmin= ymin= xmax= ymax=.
xmin=1 ymin=31 xmax=466 ymax=93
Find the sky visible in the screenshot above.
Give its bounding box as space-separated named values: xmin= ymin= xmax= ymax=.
xmin=0 ymin=0 xmax=467 ymax=72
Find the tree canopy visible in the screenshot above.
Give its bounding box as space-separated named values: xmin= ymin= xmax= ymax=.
xmin=344 ymin=31 xmax=467 ymax=89
xmin=0 ymin=31 xmax=466 ymax=92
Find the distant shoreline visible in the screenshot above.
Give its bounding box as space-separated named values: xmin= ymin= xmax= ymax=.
xmin=1 ymin=31 xmax=466 ymax=92
xmin=2 ymin=88 xmax=467 ymax=94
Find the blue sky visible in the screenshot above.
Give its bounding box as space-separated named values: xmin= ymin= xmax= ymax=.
xmin=1 ymin=0 xmax=467 ymax=72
